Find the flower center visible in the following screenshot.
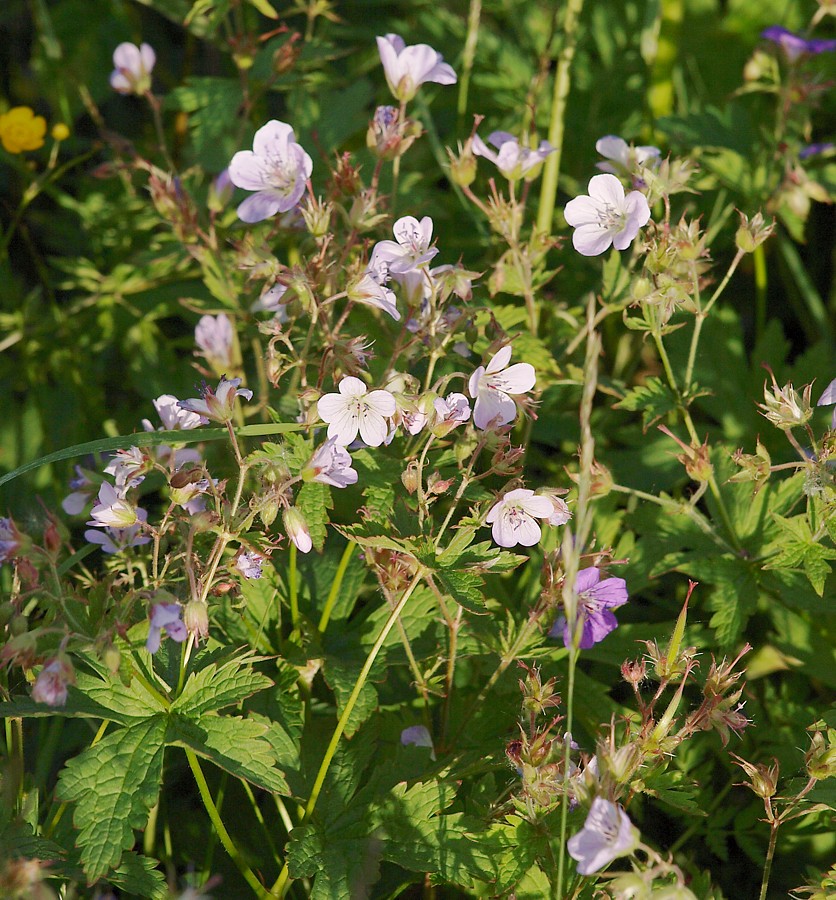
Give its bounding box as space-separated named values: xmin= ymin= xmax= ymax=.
xmin=596 ymin=202 xmax=625 ymax=233
xmin=263 ymin=152 xmax=295 ymax=193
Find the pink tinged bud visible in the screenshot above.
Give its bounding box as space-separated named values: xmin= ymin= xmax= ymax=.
xmin=283 ymin=507 xmax=312 ymax=553
xmin=195 ymin=313 xmax=236 ymax=371
xmin=32 ymin=656 xmax=75 ymax=707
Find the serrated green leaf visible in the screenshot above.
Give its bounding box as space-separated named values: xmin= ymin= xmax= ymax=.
xmin=765 ymin=514 xmax=836 ymax=596
xmin=172 ymin=657 xmax=273 ymax=717
xmin=352 ymin=450 xmax=406 ymax=518
xmin=108 ymin=851 xmax=168 ymax=899
xmin=614 ymin=376 xmax=679 ymax=430
xmin=433 ymin=568 xmax=488 ymax=614
xmin=167 ymin=713 xmax=289 ymax=794
xmin=297 ymin=481 xmax=330 ymax=551
xmin=57 ymin=717 xmax=167 ymax=883
xmin=164 ymin=78 xmax=242 ymax=170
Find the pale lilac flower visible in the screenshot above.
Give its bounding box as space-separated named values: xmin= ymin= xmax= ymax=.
xmin=234 ymin=550 xmax=264 ymax=579
xmin=472 ymin=131 xmax=555 ymax=181
xmin=32 ymin=657 xmax=75 ymax=707
xmin=433 ymin=393 xmax=471 ymax=432
xmin=251 ymin=282 xmax=289 ymax=316
xmin=104 ymin=447 xmax=148 ymax=490
xmin=376 ymin=34 xmax=457 ymax=103
xmin=283 ymin=507 xmax=312 ymax=553
xmin=546 ymin=495 xmax=572 ymax=526
xmin=228 ymin=120 xmax=313 ymax=223
xmin=317 ymin=376 xmax=397 ymax=447
xmin=818 ymin=377 xmax=836 ymax=428
xmin=208 ymin=168 xmax=233 ymax=211
xmin=799 ymin=142 xmax=834 ymax=160
xmin=87 ymin=482 xmax=139 ymax=529
xmin=85 ymin=508 xmax=151 ymax=554
xmin=348 ymin=264 xmax=400 ymax=321
xmin=762 ymin=26 xmax=836 ymax=61
xmin=303 ymin=438 xmax=359 ymax=488
xmin=178 ymin=376 xmax=253 ymax=424
xmin=468 ymin=346 xmax=536 ymax=430
xmin=551 ymin=567 xmax=629 ymax=650
xmin=195 ymin=314 xmax=235 ymax=370
xmin=485 ymin=488 xmax=554 ymax=548
xmin=371 ymin=215 xmax=438 ymax=276
xmin=150 ymin=394 xmax=204 ymax=431
xmin=62 ymin=465 xmax=96 ymax=516
xmin=567 ymin=798 xmax=639 ymax=875
xmin=564 ymin=174 xmax=651 ymax=257
xmin=401 ymin=725 xmax=436 ymax=759
xmin=595 ymin=135 xmax=661 ymax=176
xmin=0 ymin=517 xmax=23 ymax=564
xmin=146 ymin=602 xmax=188 ymax=654
xmin=110 ymin=42 xmax=155 ymax=95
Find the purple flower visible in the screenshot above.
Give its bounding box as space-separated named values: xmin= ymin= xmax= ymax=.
xmin=228 ymin=120 xmax=313 ymax=223
xmin=146 ymin=602 xmax=188 ymax=654
xmin=762 ymin=26 xmax=836 ymax=62
xmin=303 ymin=438 xmax=359 ymax=488
xmin=32 ymin=657 xmax=75 ymax=707
xmin=551 ymin=567 xmax=629 ymax=650
xmin=87 ymin=482 xmax=140 ymax=529
xmin=0 ymin=518 xmax=23 ymax=564
xmin=62 ymin=465 xmax=96 ymax=516
xmin=195 ymin=314 xmax=236 ymax=370
xmin=567 ymin=798 xmax=639 ymax=875
xmin=85 ymin=508 xmax=151 ymax=555
xmin=472 ymin=131 xmax=555 ymax=181
xmin=234 ymin=550 xmax=264 ymax=580
xmin=799 ymin=142 xmax=834 ymax=160
xmin=564 ymin=174 xmax=651 ymax=257
xmin=178 ymin=376 xmax=253 ymax=424
xmin=401 ymin=725 xmax=436 ymax=759
xmin=818 ymin=376 xmax=836 ymax=429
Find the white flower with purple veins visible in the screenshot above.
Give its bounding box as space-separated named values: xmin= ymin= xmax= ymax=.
xmin=146 ymin=602 xmax=188 ymax=654
xmin=303 ymin=438 xmax=359 ymax=488
xmin=486 ymin=488 xmax=554 ymax=548
xmin=595 ymin=135 xmax=661 ymax=176
xmin=433 ymin=393 xmax=471 ymax=429
xmin=283 ymin=507 xmax=312 ymax=554
xmin=468 ymin=345 xmax=536 ymax=430
xmin=472 ymin=131 xmax=555 ymax=181
xmin=317 ymin=376 xmax=397 ymax=447
xmin=234 ymin=550 xmax=264 ymax=580
xmin=104 ymin=447 xmax=147 ymax=490
xmin=376 ymin=34 xmax=457 ymax=103
xmin=228 ymin=120 xmax=313 ymax=224
xmin=150 ymin=394 xmax=204 ymax=431
xmin=371 ymin=216 xmax=438 ymax=276
xmin=87 ymin=482 xmax=140 ymax=529
xmin=564 ymin=174 xmax=651 ymax=257
xmin=348 ymin=262 xmax=400 ymax=321
xmin=551 ymin=567 xmax=629 ymax=650
xmin=567 ymin=798 xmax=639 ymax=876
xmin=195 ymin=314 xmax=235 ymax=370
xmin=178 ymin=376 xmax=253 ymax=424
xmin=818 ymin=377 xmax=836 ymax=428
xmin=85 ymin=508 xmax=151 ymax=555
xmin=110 ymin=42 xmax=155 ymax=95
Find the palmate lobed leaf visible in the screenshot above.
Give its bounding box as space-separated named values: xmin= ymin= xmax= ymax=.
xmin=167 ymin=713 xmax=289 ymax=795
xmin=171 ymin=656 xmax=274 ymax=717
xmin=56 ymin=716 xmax=167 ymax=884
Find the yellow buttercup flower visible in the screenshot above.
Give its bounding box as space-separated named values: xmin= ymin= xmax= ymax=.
xmin=0 ymin=106 xmax=47 ymax=154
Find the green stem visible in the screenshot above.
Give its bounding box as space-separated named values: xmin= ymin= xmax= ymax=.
xmin=288 ymin=542 xmax=299 ymax=629
xmin=185 ymin=748 xmax=270 ymax=898
xmin=318 ymin=541 xmax=356 ymax=633
xmin=536 ymin=0 xmax=586 ymax=237
xmin=556 ymin=648 xmax=578 ymax=894
xmin=458 ymin=0 xmax=482 ymax=118
xmin=758 ymin=819 xmax=780 ymax=900
xmin=270 ymin=569 xmax=426 ymax=897
xmin=753 ymin=243 xmax=767 ymax=346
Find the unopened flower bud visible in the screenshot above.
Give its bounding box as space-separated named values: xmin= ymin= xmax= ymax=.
xmin=650 ymin=888 xmax=698 ymax=900
xmin=0 ymin=601 xmax=15 ymax=627
xmin=283 ymin=506 xmax=312 ymax=553
xmin=609 ymin=873 xmax=651 ymax=899
xmin=260 ymin=498 xmax=280 ymax=528
xmin=102 ymin=645 xmax=121 ymax=674
xmin=32 ymin=655 xmax=75 ymax=707
xmin=446 ymin=140 xmax=478 ymax=187
xmin=735 ymin=211 xmax=775 ymax=253
xmin=729 ymin=439 xmax=772 ymax=493
xmin=10 ymin=614 xmax=29 ymax=637
xmin=52 ymin=122 xmax=70 ymax=142
xmin=401 ymin=460 xmax=421 ymax=495
xmin=207 ymin=168 xmax=233 ymax=213
xmin=183 ymin=600 xmax=210 ymax=642
xmin=805 ymin=729 xmax=836 ymax=780
xmin=300 ymin=195 xmax=333 ymax=239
